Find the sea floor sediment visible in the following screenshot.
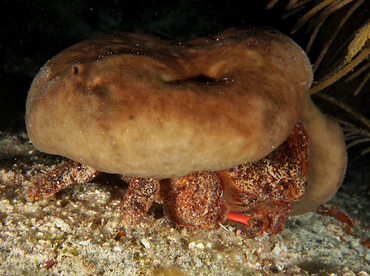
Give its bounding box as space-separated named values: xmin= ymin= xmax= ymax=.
xmin=0 ymin=131 xmax=369 ymax=275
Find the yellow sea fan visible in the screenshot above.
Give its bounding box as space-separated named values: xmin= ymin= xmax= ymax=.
xmin=346 ymin=19 xmax=370 ymax=63
xmin=267 ymin=0 xmax=370 ymax=159
xmin=266 ymin=0 xmax=369 ymax=95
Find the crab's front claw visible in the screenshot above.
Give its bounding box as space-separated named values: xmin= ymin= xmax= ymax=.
xmin=161 ymin=171 xmax=228 ymax=230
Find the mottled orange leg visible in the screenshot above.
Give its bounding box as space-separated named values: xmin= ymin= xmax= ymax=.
xmin=116 ymin=178 xmax=160 ymax=239
xmin=27 ymin=160 xmax=98 ymax=202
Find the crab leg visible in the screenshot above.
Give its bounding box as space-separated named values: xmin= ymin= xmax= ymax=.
xmin=27 ymin=160 xmax=98 ymax=202
xmin=226 ymin=212 xmax=251 ymax=225
xmin=116 ymin=177 xmax=160 ymax=238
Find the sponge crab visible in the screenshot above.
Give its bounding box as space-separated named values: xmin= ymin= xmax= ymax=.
xmin=25 ymin=27 xmax=347 ymax=238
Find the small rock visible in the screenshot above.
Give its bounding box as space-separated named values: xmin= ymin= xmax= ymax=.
xmin=141 ymin=238 xmax=151 ymax=249
xmin=188 ymin=241 xmax=196 ymax=249
xmin=54 ymin=218 xmax=71 ymax=232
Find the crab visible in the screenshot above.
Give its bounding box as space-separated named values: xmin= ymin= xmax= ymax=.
xmin=27 ymin=122 xmax=309 ymax=239
xmin=24 ymin=28 xmax=346 ymax=239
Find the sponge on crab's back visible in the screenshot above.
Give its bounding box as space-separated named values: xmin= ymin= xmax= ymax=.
xmin=25 ymin=28 xmax=313 ymax=178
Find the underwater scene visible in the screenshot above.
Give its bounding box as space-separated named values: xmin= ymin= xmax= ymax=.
xmin=1 ymin=0 xmax=369 ymax=275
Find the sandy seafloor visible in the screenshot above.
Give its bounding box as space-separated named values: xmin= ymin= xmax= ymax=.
xmin=0 ymin=131 xmax=369 ymax=276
